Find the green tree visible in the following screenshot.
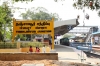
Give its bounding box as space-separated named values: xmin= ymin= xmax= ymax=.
xmin=12 ymin=0 xmax=59 ymax=2
xmin=73 ymin=0 xmax=100 ymax=16
xmin=20 ymin=7 xmax=61 ymax=21
xmin=0 ymin=2 xmax=12 ymax=41
xmin=13 ymin=0 xmax=33 ymax=2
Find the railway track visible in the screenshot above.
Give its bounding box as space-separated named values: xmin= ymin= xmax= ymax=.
xmin=84 ymin=52 xmax=100 ymax=59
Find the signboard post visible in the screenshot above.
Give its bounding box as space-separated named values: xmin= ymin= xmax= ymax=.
xmin=12 ymin=18 xmax=54 ymax=49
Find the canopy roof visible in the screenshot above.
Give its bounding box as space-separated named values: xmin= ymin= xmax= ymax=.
xmin=54 ymin=19 xmax=79 ymax=35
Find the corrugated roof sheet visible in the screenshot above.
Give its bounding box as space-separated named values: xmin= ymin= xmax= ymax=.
xmin=54 ymin=19 xmax=77 ymax=28
xmin=69 ymin=26 xmax=92 ymax=33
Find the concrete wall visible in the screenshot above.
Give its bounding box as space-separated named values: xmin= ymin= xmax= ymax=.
xmin=0 ymin=53 xmax=58 ymax=61
xmin=0 ymin=47 xmax=51 ymax=53
xmin=0 ymin=49 xmax=21 ymax=52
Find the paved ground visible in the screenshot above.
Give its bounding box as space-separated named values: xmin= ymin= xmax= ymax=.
xmin=54 ymin=45 xmax=86 ymax=62
xmin=54 ymin=45 xmax=100 ymax=64
xmin=54 ymin=45 xmax=74 ymax=52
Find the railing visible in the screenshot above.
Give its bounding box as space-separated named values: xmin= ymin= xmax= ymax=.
xmin=85 ymin=34 xmax=92 ymax=43
xmin=70 ymin=42 xmax=92 ymax=52
xmin=70 ymin=42 xmax=91 ymax=48
xmin=85 ymin=28 xmax=93 ymax=42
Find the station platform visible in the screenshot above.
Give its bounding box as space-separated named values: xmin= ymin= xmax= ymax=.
xmin=54 ymin=45 xmax=100 ymax=65
xmin=54 ymin=45 xmax=87 ymax=62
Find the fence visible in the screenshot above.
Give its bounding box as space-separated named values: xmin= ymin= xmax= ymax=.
xmin=70 ymin=42 xmax=92 ymax=52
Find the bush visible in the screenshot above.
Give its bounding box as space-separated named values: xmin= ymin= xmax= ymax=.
xmin=20 ymin=42 xmax=45 ymax=48
xmin=0 ymin=42 xmax=47 ymax=48
xmin=0 ymin=42 xmax=17 ymax=49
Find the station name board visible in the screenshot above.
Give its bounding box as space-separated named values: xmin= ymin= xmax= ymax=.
xmin=13 ymin=20 xmax=53 ymax=34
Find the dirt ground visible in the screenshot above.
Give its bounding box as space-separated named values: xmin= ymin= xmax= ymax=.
xmin=0 ymin=60 xmax=99 ymax=66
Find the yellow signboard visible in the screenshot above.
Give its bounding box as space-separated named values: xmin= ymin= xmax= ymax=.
xmin=12 ymin=18 xmax=54 ymax=49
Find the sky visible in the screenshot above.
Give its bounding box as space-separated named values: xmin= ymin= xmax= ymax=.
xmin=0 ymin=0 xmax=100 ymax=26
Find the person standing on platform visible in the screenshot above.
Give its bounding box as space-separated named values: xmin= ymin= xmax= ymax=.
xmin=42 ymin=45 xmax=46 ymax=53
xmin=29 ymin=46 xmax=33 ymax=52
xmin=35 ymin=47 xmax=40 ymax=53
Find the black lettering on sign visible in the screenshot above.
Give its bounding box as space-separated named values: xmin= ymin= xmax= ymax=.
xmin=46 ymin=30 xmax=51 ymax=32
xmin=26 ymin=31 xmax=31 ymax=33
xmin=16 ymin=30 xmax=36 ymax=33
xmin=19 ymin=26 xmax=31 ymax=30
xmin=37 ymin=30 xmax=51 ymax=33
xmin=19 ymin=27 xmax=31 ymax=30
xmin=31 ymin=31 xmax=36 ymax=33
xmin=23 ymin=22 xmax=35 ymax=26
xmin=16 ymin=22 xmax=35 ymax=26
xmin=16 ymin=22 xmax=23 ymax=26
xmin=37 ymin=21 xmax=50 ymax=26
xmin=35 ymin=27 xmax=47 ymax=29
xmin=16 ymin=31 xmax=25 ymax=33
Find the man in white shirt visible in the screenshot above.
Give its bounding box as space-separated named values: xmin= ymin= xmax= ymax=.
xmin=42 ymin=45 xmax=46 ymax=53
xmin=17 ymin=38 xmax=20 ymax=41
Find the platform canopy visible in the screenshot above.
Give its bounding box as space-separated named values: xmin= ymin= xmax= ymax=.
xmin=54 ymin=19 xmax=79 ymax=35
xmin=92 ymin=31 xmax=100 ymax=35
